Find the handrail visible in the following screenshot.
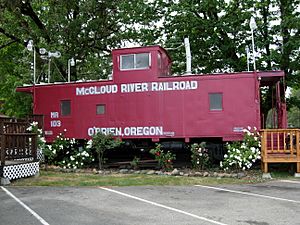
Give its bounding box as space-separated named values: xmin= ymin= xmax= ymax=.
xmin=0 ymin=119 xmax=38 ymax=166
xmin=261 ymin=129 xmax=300 ymax=173
xmin=261 ymin=129 xmax=300 ymax=155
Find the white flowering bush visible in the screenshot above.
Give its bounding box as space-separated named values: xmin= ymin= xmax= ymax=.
xmin=27 ymin=121 xmax=46 ymax=150
xmin=44 ymin=132 xmax=94 ymax=169
xmin=220 ymin=126 xmax=261 ymax=171
xmin=191 ymin=142 xmax=210 ymax=170
xmin=59 ymin=149 xmax=94 ymax=170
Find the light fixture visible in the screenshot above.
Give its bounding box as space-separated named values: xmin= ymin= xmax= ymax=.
xmin=26 ymin=40 xmax=36 ymax=84
xmin=68 ymin=58 xmax=75 ymax=82
xmin=249 ymin=16 xmax=257 ymax=71
xmin=48 ymin=51 xmax=61 ymax=58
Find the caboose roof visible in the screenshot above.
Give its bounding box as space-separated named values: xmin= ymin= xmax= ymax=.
xmin=112 ymin=45 xmax=170 ymax=57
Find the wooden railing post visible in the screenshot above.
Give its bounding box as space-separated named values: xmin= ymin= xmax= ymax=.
xmin=32 ymin=134 xmax=37 ymax=161
xmin=1 ymin=134 xmax=6 ymax=166
xmin=0 ymin=119 xmax=3 ymax=134
xmin=261 ymin=130 xmax=267 ymax=159
xmin=296 ymin=130 xmax=300 ymax=157
xmin=296 ymin=130 xmax=300 ymax=173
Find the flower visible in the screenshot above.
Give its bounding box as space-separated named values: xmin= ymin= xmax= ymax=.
xmin=86 ymin=140 xmax=93 ymax=149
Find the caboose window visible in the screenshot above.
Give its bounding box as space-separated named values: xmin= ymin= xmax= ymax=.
xmin=61 ymin=100 xmax=71 ymax=116
xmin=120 ymin=53 xmax=150 ymax=70
xmin=121 ymin=55 xmax=134 ymax=69
xmin=96 ymin=104 xmax=105 ymax=115
xmin=209 ymin=93 xmax=223 ymax=111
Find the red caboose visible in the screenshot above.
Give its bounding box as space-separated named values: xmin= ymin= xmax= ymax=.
xmin=17 ymin=45 xmax=287 ymax=153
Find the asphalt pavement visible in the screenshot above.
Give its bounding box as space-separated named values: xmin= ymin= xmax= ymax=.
xmin=1 ymin=180 xmax=300 ymax=225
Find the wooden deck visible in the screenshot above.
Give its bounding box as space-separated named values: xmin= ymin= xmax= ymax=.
xmin=0 ymin=118 xmax=39 ymax=181
xmin=261 ymin=129 xmax=300 ymax=173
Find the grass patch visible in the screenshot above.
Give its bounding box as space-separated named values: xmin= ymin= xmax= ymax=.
xmin=11 ymin=170 xmax=266 ymax=187
xmin=270 ymin=171 xmax=295 ymax=179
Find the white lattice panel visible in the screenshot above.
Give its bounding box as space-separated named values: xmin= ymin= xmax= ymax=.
xmin=37 ymin=149 xmax=44 ymax=162
xmin=3 ymin=162 xmax=39 ymax=180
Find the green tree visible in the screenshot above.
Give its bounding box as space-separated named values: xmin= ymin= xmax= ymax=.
xmin=147 ymin=0 xmax=300 ymax=124
xmin=91 ymin=132 xmax=122 ymax=170
xmin=0 ymin=0 xmax=150 ymax=116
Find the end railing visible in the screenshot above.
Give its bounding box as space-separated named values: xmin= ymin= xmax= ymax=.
xmin=0 ymin=119 xmax=38 ymax=167
xmin=261 ymin=129 xmax=300 ymax=173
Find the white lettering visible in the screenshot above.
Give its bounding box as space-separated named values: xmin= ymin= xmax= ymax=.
xmin=142 ymin=83 xmax=148 ymax=91
xmin=50 ymin=120 xmax=61 ymax=127
xmin=124 ymin=127 xmax=130 ymax=136
xmin=76 ymin=85 xmax=118 ymax=96
xmin=77 ymin=81 xmax=197 ymax=96
xmin=87 ymin=126 xmax=164 ymax=137
xmin=121 ymin=84 xmax=127 ymax=93
xmin=173 ymin=82 xmax=179 ymax=90
xmin=50 ymin=112 xmax=59 ymax=118
xmin=151 ymin=82 xmax=158 ymax=91
xmin=120 ymin=83 xmax=149 ymax=93
xmin=76 ymin=87 xmax=85 ymax=95
xmin=150 ymin=81 xmax=198 ymax=92
xmin=88 ymin=128 xmax=95 ymax=136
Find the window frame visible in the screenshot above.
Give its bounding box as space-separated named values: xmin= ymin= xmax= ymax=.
xmin=96 ymin=104 xmax=106 ymax=115
xmin=209 ymin=93 xmax=223 ymax=111
xmin=60 ymin=100 xmax=71 ymax=116
xmin=120 ymin=52 xmax=151 ymax=71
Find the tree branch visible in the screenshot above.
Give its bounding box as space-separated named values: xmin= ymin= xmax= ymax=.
xmin=19 ymin=1 xmax=51 ymax=43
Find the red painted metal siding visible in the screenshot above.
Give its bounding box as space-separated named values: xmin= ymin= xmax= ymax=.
xmin=25 ymin=73 xmax=259 ymax=142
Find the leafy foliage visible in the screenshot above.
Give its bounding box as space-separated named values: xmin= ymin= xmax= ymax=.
xmin=130 ymin=156 xmax=140 ymax=170
xmin=89 ymin=132 xmax=122 ymax=170
xmin=26 ymin=121 xmax=46 ymax=150
xmin=1 ymin=0 xmax=300 ymax=117
xmin=220 ymin=126 xmax=261 ymax=171
xmin=150 ymin=144 xmax=176 ymax=171
xmin=190 ymin=142 xmax=210 ymax=170
xmin=42 ymin=132 xmax=94 ymax=169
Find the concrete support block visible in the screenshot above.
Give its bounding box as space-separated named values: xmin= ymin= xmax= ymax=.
xmin=0 ymin=177 xmax=10 ymax=186
xmin=262 ymin=173 xmax=272 ymax=179
xmin=294 ymin=173 xmax=300 ymax=178
xmin=34 ymin=171 xmax=40 ymax=178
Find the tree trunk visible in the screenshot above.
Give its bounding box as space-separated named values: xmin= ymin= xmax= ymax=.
xmin=98 ymin=152 xmax=102 ymax=170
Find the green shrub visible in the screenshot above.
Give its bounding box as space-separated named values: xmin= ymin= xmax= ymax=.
xmin=190 ymin=142 xmax=210 ymax=170
xmin=89 ymin=132 xmax=122 ymax=170
xmin=43 ymin=132 xmax=94 ymax=169
xmin=220 ymin=126 xmax=261 ymax=171
xmin=150 ymin=144 xmax=176 ymax=171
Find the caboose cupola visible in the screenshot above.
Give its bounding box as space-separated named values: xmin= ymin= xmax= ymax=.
xmin=112 ymin=46 xmax=172 ymax=83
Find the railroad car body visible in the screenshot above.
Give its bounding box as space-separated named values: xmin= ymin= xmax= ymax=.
xmin=17 ymin=46 xmax=287 ymax=150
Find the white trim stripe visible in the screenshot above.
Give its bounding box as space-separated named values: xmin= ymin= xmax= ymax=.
xmin=99 ymin=187 xmax=228 ymax=225
xmin=1 ymin=187 xmax=50 ymax=225
xmin=195 ymin=185 xmax=300 ymax=204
